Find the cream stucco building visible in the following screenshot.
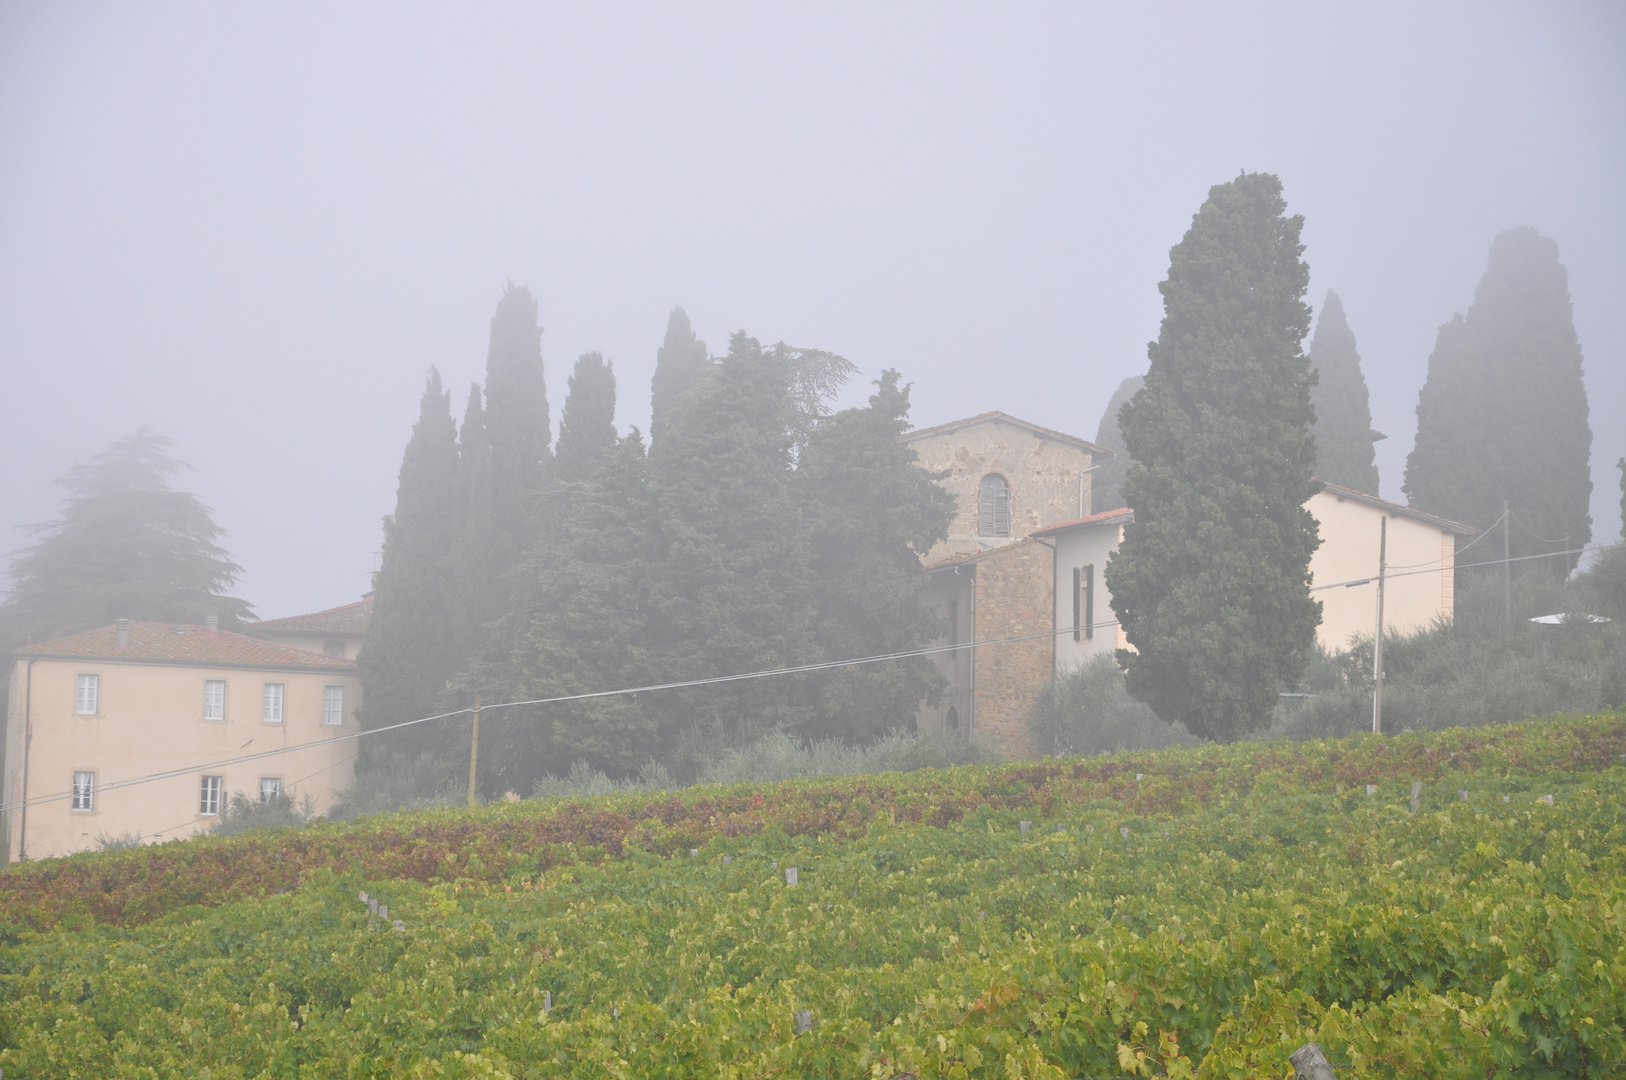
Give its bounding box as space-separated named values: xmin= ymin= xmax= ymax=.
xmin=4 ymin=617 xmax=362 ymax=862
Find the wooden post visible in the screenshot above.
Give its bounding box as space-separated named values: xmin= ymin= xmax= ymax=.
xmin=467 ymin=694 xmax=481 ymax=808
xmin=1410 ymin=781 xmax=1422 ymax=814
xmin=1290 ymin=1043 xmax=1337 ymax=1080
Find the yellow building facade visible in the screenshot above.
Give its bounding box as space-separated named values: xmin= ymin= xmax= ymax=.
xmin=4 ymin=619 xmax=362 ymax=861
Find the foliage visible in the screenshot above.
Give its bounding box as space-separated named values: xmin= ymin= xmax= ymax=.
xmin=3 ymin=714 xmax=1623 ymax=1077
xmin=92 ymin=830 xmax=144 ymax=852
xmin=357 ymin=369 xmax=462 ymax=759
xmin=1092 ymin=374 xmax=1143 ymax=513
xmin=648 ymin=306 xmax=710 ymax=452
xmin=0 ymin=430 xmax=253 ymax=647
xmin=796 ymin=370 xmax=956 ymax=741
xmin=1574 ymin=540 xmax=1626 ymax=621
xmin=1307 ymin=290 xmax=1380 ymax=494
xmin=554 ymin=351 xmax=619 ymax=482
xmin=1108 ymin=172 xmax=1322 ymax=742
xmin=211 ymin=789 xmax=317 ymax=837
xmin=1029 ymin=653 xmax=1202 ymax=756
xmin=1404 ymin=228 xmax=1592 ymax=567
xmin=327 ymin=749 xmax=458 ymax=822
xmin=1273 ymin=568 xmax=1626 ymax=740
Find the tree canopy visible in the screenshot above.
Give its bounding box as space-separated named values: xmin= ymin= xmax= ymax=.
xmin=1404 ymin=228 xmax=1592 ymax=566
xmin=1106 ymin=172 xmax=1322 ymax=743
xmin=0 ymin=431 xmax=253 ymax=648
xmin=1307 ymin=290 xmax=1381 ymax=494
xmin=1092 ymin=375 xmax=1143 ymax=513
xmin=555 ymin=352 xmax=619 ymax=482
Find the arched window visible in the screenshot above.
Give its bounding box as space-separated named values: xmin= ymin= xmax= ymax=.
xmin=946 ymin=706 xmax=960 ymax=733
xmin=978 ymin=474 xmax=1010 ymax=537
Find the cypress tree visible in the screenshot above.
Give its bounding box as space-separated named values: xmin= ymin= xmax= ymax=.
xmin=796 ymin=369 xmax=956 ymax=741
xmin=646 ymin=331 xmax=818 ymax=748
xmin=1092 ymin=375 xmax=1143 ymax=513
xmin=1404 ymin=228 xmax=1592 ymax=566
xmin=1618 ymin=458 xmax=1625 ymax=540
xmin=1307 ymin=291 xmax=1381 ymax=494
xmin=356 ymin=370 xmax=461 ymax=755
xmin=451 ymin=383 xmax=499 ymax=660
xmin=482 ymin=283 xmax=552 ymax=577
xmin=555 ymin=352 xmax=619 ymax=482
xmin=649 ymin=306 xmax=711 ymax=452
xmin=1105 ymin=173 xmax=1322 ymax=743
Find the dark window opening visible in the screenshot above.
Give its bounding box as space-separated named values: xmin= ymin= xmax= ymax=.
xmin=946 ymin=706 xmax=960 ymax=732
xmin=323 ymin=639 xmax=346 ymax=657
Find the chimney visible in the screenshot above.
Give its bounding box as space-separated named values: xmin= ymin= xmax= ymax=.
xmin=116 ymin=618 xmax=130 ymax=649
xmin=205 ymin=613 xmax=219 ymax=634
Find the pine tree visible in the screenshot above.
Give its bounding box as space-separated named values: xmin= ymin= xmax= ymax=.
xmin=796 ymin=370 xmax=956 ymax=741
xmin=645 ymin=331 xmax=818 ymax=749
xmin=1105 ymin=173 xmax=1322 ymax=743
xmin=356 ymin=370 xmax=461 ymax=757
xmin=1092 ymin=375 xmax=1143 ymax=513
xmin=555 ymin=352 xmax=619 ymax=482
xmin=1307 ymin=290 xmax=1381 ymax=494
xmin=0 ymin=431 xmax=253 ymax=645
xmin=649 ymin=306 xmax=711 ymax=452
xmin=1404 ymin=229 xmax=1592 ymax=565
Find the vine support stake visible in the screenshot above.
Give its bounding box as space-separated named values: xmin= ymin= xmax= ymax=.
xmin=1289 ymin=1042 xmax=1337 ymax=1080
xmin=1410 ymin=782 xmax=1422 ymax=814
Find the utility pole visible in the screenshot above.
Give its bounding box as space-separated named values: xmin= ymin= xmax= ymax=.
xmin=467 ymin=694 xmax=481 ymax=807
xmin=1372 ymin=516 xmax=1387 ymax=736
xmin=1503 ymin=499 xmax=1512 ymax=627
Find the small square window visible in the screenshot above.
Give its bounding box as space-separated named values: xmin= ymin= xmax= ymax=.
xmin=259 ymin=776 xmax=282 ymax=803
xmin=71 ymin=771 xmax=95 ymax=811
xmin=76 ymin=673 xmax=99 ymax=715
xmin=322 ymin=685 xmax=344 ymax=725
xmin=203 ymin=680 xmax=226 ymax=722
xmin=199 ymin=774 xmax=223 ymax=816
xmin=262 ymin=683 xmax=284 ymax=723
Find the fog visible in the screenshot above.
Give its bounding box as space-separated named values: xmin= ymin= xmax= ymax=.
xmin=2 ymin=2 xmax=1622 ymax=618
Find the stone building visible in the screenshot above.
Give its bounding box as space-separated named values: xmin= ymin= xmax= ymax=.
xmin=903 ymin=412 xmax=1111 ymax=755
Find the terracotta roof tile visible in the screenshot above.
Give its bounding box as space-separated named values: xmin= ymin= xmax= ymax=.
xmin=250 ymin=598 xmax=373 ymax=636
xmin=1031 ymin=507 xmax=1134 ymax=536
xmin=16 ymin=623 xmax=357 ymax=671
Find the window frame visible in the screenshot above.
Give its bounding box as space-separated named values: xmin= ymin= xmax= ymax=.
xmin=259 ymin=776 xmax=282 ymax=804
xmin=322 ymin=685 xmax=345 ymax=726
xmin=75 ymin=673 xmax=100 ymax=716
xmin=262 ymin=682 xmax=285 ymax=724
xmin=1073 ymin=564 xmax=1095 ymax=642
xmin=199 ymin=774 xmax=223 ymax=816
xmin=203 ymin=679 xmax=227 ymax=722
xmin=977 ymin=474 xmax=1011 ymax=537
xmin=71 ymin=770 xmax=96 ymax=812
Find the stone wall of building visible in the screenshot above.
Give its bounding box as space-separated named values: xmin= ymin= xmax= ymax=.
xmin=968 ymin=540 xmax=1053 ymax=757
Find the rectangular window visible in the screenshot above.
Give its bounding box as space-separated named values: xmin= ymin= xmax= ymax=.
xmin=203 ymin=680 xmax=226 ymax=721
xmin=199 ymin=774 xmax=223 ymax=816
xmin=1081 ymin=563 xmax=1096 ymax=641
xmin=322 ymin=685 xmax=344 ymax=725
xmin=259 ymin=776 xmax=282 ymax=803
xmin=75 ymin=673 xmax=99 ymax=715
xmin=71 ymin=771 xmax=95 ymax=811
xmin=262 ymin=683 xmax=284 ymax=723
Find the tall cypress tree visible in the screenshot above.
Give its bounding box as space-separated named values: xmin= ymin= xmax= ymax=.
xmin=482 ymin=283 xmax=552 ymax=574
xmin=1404 ymin=228 xmax=1592 ymax=565
xmin=555 ymin=352 xmax=619 ymax=482
xmin=451 ymin=383 xmax=498 ymax=661
xmin=356 ymin=370 xmax=461 ymax=755
xmin=1092 ymin=375 xmax=1143 ymax=513
xmin=1307 ymin=291 xmax=1381 ymax=494
xmin=649 ymin=306 xmax=711 ymax=452
xmin=796 ymin=369 xmax=956 ymax=741
xmin=1106 ymin=173 xmax=1322 ymax=743
xmin=646 ymin=331 xmax=817 ymax=748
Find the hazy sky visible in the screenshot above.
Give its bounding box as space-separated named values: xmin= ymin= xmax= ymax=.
xmin=2 ymin=3 xmax=1622 ymax=619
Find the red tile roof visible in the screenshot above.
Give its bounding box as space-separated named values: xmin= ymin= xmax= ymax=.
xmin=250 ymin=597 xmax=373 ymax=636
xmin=1031 ymin=507 xmax=1134 ymax=536
xmin=15 ymin=623 xmax=357 ymax=671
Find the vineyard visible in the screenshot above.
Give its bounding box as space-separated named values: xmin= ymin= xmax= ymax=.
xmin=2 ymin=714 xmax=1623 ymax=1078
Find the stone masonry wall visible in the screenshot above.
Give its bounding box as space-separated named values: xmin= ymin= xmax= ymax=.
xmin=971 ymin=540 xmax=1053 ymax=757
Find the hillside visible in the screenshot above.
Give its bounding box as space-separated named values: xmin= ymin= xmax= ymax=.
xmin=2 ymin=715 xmax=1623 ymax=1077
